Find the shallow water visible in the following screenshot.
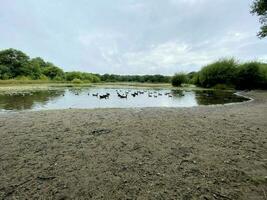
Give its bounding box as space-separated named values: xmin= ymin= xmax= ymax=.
xmin=0 ymin=87 xmax=249 ymax=111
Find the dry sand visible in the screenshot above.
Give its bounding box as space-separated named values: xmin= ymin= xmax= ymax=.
xmin=0 ymin=91 xmax=266 ymax=199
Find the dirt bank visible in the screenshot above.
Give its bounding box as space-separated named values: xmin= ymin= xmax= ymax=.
xmin=0 ymin=91 xmax=266 ymax=199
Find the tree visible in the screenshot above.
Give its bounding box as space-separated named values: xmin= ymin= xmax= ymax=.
xmin=171 ymin=73 xmax=188 ymax=87
xmin=30 ymin=57 xmax=47 ymax=68
xmin=251 ymin=0 xmax=267 ymax=38
xmin=0 ymin=48 xmax=30 ymax=77
xmin=198 ymin=58 xmax=238 ymax=88
xmin=0 ymin=65 xmax=12 ymax=79
xmin=20 ymin=62 xmax=42 ymax=79
xmin=42 ymin=63 xmax=64 ymax=80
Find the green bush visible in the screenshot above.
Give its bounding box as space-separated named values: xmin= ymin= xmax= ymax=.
xmin=235 ymin=62 xmax=264 ymax=89
xmin=194 ymin=59 xmax=267 ymax=89
xmin=71 ymin=78 xmax=83 ymax=84
xmin=65 ymin=71 xmax=100 ymax=83
xmin=171 ymin=73 xmax=188 ymax=87
xmin=39 ymin=74 xmax=49 ymax=80
xmin=15 ymin=76 xmax=32 ymax=81
xmin=198 ymin=58 xmax=238 ymax=88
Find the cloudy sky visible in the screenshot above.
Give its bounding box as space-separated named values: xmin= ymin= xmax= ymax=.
xmin=0 ymin=0 xmax=266 ymax=75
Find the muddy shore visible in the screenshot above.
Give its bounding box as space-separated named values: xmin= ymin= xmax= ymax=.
xmin=0 ymin=91 xmax=266 ymax=199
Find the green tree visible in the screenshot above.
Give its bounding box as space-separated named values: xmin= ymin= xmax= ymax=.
xmin=0 ymin=48 xmax=30 ymax=77
xmin=251 ymin=0 xmax=267 ymax=38
xmin=42 ymin=63 xmax=64 ymax=80
xmin=0 ymin=65 xmax=12 ymax=79
xmin=198 ymin=58 xmax=238 ymax=88
xmin=172 ymin=73 xmax=188 ymax=87
xmin=30 ymin=57 xmax=47 ymax=68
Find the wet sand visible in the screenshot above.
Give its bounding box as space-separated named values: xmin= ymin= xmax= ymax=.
xmin=0 ymin=91 xmax=266 ymax=199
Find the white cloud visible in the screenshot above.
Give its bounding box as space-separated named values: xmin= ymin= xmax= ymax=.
xmin=0 ymin=0 xmax=266 ymax=74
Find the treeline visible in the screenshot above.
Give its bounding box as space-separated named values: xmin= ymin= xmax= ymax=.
xmin=3 ymin=49 xmax=266 ymax=89
xmin=0 ymin=49 xmax=100 ymax=83
xmin=172 ymin=58 xmax=267 ymax=89
xmin=0 ymin=48 xmax=171 ymax=83
xmin=100 ymin=74 xmax=171 ymax=83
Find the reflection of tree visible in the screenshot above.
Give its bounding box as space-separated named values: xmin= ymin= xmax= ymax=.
xmin=171 ymin=90 xmax=183 ymax=96
xmin=68 ymin=88 xmax=85 ymax=95
xmin=0 ymin=90 xmax=64 ymax=111
xmin=195 ymin=90 xmax=247 ymax=105
xmin=171 ymin=90 xmax=184 ymax=98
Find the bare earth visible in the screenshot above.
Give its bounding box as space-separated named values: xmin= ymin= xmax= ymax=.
xmin=0 ymin=91 xmax=266 ymax=200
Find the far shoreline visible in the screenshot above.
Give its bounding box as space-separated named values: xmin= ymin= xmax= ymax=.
xmin=0 ymin=82 xmax=233 ymax=93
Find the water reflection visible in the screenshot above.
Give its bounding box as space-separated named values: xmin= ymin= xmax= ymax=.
xmin=194 ymin=90 xmax=248 ymax=105
xmin=0 ymin=88 xmax=249 ymax=111
xmin=0 ymin=90 xmax=64 ymax=111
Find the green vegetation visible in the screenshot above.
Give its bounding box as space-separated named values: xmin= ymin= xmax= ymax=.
xmin=251 ymin=0 xmax=267 ymax=38
xmin=2 ymin=49 xmax=266 ymax=90
xmin=172 ymin=58 xmax=267 ymax=90
xmin=198 ymin=58 xmax=238 ymax=88
xmin=171 ymin=73 xmax=188 ymax=86
xmin=65 ymin=71 xmax=100 ymax=83
xmin=99 ymin=74 xmax=171 ymax=83
xmin=0 ymin=48 xmax=171 ymax=84
xmin=0 ymin=49 xmax=66 ymax=81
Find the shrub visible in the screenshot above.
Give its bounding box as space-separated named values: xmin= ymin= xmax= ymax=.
xmin=65 ymin=71 xmax=101 ymax=83
xmin=71 ymin=78 xmax=83 ymax=84
xmin=171 ymin=73 xmax=188 ymax=87
xmin=236 ymin=62 xmax=264 ymax=89
xmin=39 ymin=74 xmax=49 ymax=80
xmin=15 ymin=76 xmax=32 ymax=81
xmin=198 ymin=58 xmax=238 ymax=88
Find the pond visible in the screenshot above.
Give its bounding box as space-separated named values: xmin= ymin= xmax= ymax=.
xmin=0 ymin=87 xmax=249 ymax=112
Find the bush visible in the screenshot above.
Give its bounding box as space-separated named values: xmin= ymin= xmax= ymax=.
xmin=171 ymin=73 xmax=188 ymax=87
xmin=65 ymin=71 xmax=101 ymax=83
xmin=39 ymin=74 xmax=49 ymax=80
xmin=235 ymin=62 xmax=267 ymax=89
xmin=193 ymin=59 xmax=267 ymax=89
xmin=15 ymin=76 xmax=32 ymax=81
xmin=198 ymin=58 xmax=238 ymax=88
xmin=71 ymin=78 xmax=83 ymax=84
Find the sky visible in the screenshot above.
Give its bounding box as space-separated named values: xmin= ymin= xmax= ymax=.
xmin=0 ymin=0 xmax=266 ymax=75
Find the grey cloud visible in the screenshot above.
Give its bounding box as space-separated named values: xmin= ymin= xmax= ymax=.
xmin=0 ymin=0 xmax=266 ymax=75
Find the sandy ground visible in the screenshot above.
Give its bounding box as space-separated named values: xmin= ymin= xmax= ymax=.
xmin=0 ymin=91 xmax=266 ymax=200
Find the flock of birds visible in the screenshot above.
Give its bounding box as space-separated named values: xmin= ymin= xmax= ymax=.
xmin=72 ymin=89 xmax=186 ymax=100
